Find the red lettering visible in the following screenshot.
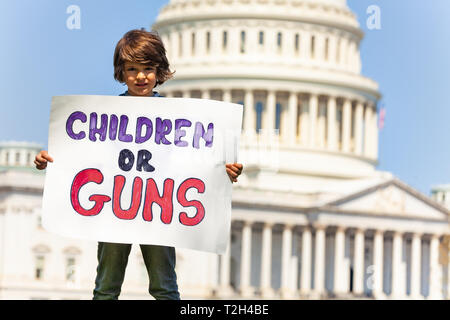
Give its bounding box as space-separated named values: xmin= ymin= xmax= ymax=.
xmin=112 ymin=175 xmax=143 ymax=220
xmin=177 ymin=178 xmax=205 ymax=226
xmin=70 ymin=168 xmax=111 ymax=216
xmin=142 ymin=178 xmax=174 ymax=224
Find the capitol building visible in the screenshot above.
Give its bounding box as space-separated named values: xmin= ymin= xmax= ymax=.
xmin=1 ymin=0 xmax=449 ymax=299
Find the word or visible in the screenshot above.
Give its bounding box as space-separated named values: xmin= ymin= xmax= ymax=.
xmin=66 ymin=5 xmax=81 ymax=30
xmin=70 ymin=168 xmax=205 ymax=226
xmin=66 ymin=111 xmax=214 ymax=149
xmin=367 ymin=5 xmax=381 ymax=30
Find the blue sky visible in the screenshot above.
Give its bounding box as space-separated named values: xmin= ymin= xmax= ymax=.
xmin=0 ymin=0 xmax=449 ymax=195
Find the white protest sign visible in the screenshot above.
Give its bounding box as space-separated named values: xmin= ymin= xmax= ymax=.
xmin=42 ymin=95 xmax=242 ymax=254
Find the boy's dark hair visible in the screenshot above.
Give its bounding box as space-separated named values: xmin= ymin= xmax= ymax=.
xmin=114 ymin=29 xmax=174 ymax=86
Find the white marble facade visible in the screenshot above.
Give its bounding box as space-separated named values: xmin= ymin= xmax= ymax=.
xmin=0 ymin=0 xmax=449 ymax=299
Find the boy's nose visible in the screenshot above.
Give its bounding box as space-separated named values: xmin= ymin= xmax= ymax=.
xmin=137 ymin=72 xmax=146 ymax=79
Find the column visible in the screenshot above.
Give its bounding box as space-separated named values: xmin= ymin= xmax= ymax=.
xmin=429 ymin=235 xmax=442 ymax=299
xmin=364 ymin=104 xmax=373 ymax=157
xmin=244 ymin=89 xmax=256 ymax=136
xmin=308 ymin=94 xmax=318 ymax=147
xmin=353 ymin=229 xmax=365 ymax=295
xmin=410 ymin=233 xmax=422 ymax=299
xmin=354 ymin=101 xmax=364 ymax=155
xmin=201 ymin=89 xmax=210 ymax=100
xmin=327 ymin=96 xmax=337 ymax=151
xmin=300 ymin=226 xmax=312 ymax=295
xmin=280 ymin=224 xmax=294 ymax=298
xmin=334 ymin=226 xmax=346 ymax=295
xmin=219 ymin=232 xmax=233 ymax=296
xmin=299 ymin=97 xmax=309 ymax=146
xmin=317 ymin=98 xmax=326 ymax=148
xmin=372 ymin=230 xmax=384 ymax=298
xmin=260 ymin=223 xmax=274 ymax=298
xmin=391 ymin=231 xmax=404 ymax=299
xmin=240 ymin=221 xmax=253 ymax=297
xmin=314 ymin=225 xmax=326 ymax=297
xmin=223 ymin=89 xmax=232 ymax=103
xmin=264 ymin=90 xmax=276 ymax=135
xmin=287 ymin=91 xmax=298 ymax=146
xmin=342 ymin=98 xmax=352 ymax=153
xmin=371 ymin=103 xmax=379 ymax=159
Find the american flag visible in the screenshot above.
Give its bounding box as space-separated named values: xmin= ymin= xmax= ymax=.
xmin=378 ymin=106 xmax=386 ymax=130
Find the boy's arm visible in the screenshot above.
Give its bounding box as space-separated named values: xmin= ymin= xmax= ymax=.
xmin=226 ymin=163 xmax=243 ymax=183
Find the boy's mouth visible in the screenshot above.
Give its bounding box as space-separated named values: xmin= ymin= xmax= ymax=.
xmin=135 ymin=83 xmax=148 ymax=88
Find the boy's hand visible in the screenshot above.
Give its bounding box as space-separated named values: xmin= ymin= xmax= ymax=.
xmin=225 ymin=163 xmax=243 ymax=183
xmin=34 ymin=150 xmax=53 ymax=170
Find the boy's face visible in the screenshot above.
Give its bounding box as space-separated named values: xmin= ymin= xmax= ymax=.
xmin=123 ymin=61 xmax=157 ymax=96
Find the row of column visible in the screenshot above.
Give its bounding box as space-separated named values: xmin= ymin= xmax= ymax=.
xmin=218 ymin=222 xmax=445 ymax=299
xmin=161 ymin=26 xmax=361 ymax=73
xmin=163 ymin=89 xmax=378 ymax=159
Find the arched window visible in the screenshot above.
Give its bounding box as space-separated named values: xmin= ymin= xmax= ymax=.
xmin=277 ymin=32 xmax=282 ymax=52
xmin=295 ymin=33 xmax=300 ymax=54
xmin=259 ymin=31 xmax=264 ymax=45
xmin=240 ymin=31 xmax=246 ymax=53
xmin=311 ymin=35 xmax=316 ymax=59
xmin=223 ymin=31 xmax=228 ymax=51
xmin=206 ymin=31 xmax=211 ymax=53
xmin=32 ymin=244 xmax=51 ymax=280
xmin=191 ymin=32 xmax=196 ymax=55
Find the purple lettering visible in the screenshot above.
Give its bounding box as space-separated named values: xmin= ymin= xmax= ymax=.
xmin=118 ymin=115 xmax=133 ymax=142
xmin=89 ymin=113 xmax=108 ymax=142
xmin=135 ymin=117 xmax=153 ymax=144
xmin=66 ymin=111 xmax=87 ymax=140
xmin=155 ymin=117 xmax=172 ymax=145
xmin=174 ymin=119 xmax=192 ymax=147
xmin=193 ymin=122 xmax=214 ymax=149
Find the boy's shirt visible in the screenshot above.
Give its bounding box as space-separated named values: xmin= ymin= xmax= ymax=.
xmin=119 ymin=90 xmax=161 ymax=97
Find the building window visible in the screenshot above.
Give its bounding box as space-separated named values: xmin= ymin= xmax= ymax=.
xmin=325 ymin=37 xmax=329 ymax=61
xmin=256 ymin=102 xmax=263 ymax=133
xmin=26 ymin=152 xmax=32 ymax=165
xmin=222 ymin=31 xmax=228 ymax=50
xmin=35 ymin=255 xmax=45 ymax=280
xmin=275 ymin=103 xmax=282 ymax=134
xmin=311 ymin=35 xmax=316 ymax=59
xmin=277 ymin=32 xmax=282 ymax=51
xmin=295 ymin=33 xmax=300 ymax=54
xmin=191 ymin=32 xmax=196 ymax=55
xmin=15 ymin=152 xmax=20 ymax=165
xmin=65 ymin=257 xmax=76 ymax=282
xmin=259 ymin=31 xmax=264 ymax=45
xmin=206 ymin=31 xmax=211 ymax=53
xmin=240 ymin=31 xmax=246 ymax=53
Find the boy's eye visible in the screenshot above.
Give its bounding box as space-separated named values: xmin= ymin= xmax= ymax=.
xmin=127 ymin=67 xmax=136 ymax=71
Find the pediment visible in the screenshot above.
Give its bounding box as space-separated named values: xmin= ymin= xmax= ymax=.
xmin=323 ymin=179 xmax=450 ymax=221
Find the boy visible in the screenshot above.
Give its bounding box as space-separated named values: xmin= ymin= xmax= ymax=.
xmin=35 ymin=29 xmax=244 ymax=300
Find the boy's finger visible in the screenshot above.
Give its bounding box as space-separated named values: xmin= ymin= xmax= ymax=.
xmin=42 ymin=152 xmax=54 ymax=162
xmin=226 ymin=168 xmax=238 ymax=178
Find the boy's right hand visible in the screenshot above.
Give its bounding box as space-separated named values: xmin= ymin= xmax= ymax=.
xmin=34 ymin=150 xmax=53 ymax=170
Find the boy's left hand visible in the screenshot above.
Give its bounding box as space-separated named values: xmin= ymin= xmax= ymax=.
xmin=226 ymin=163 xmax=243 ymax=183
